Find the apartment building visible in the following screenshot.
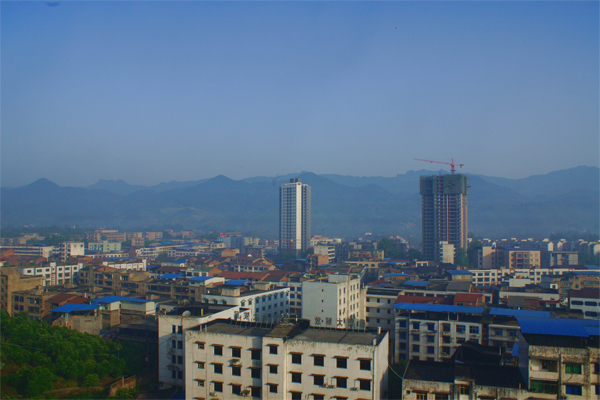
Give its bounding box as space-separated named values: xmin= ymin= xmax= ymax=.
xmin=57 ymin=242 xmax=85 ymax=262
xmin=87 ymin=241 xmax=122 ymax=253
xmin=313 ymin=245 xmax=336 ymax=264
xmin=184 ymin=318 xmax=389 ymax=400
xmin=471 ymin=266 xmax=585 ymax=286
xmin=202 ymin=283 xmax=290 ymax=323
xmin=19 ymin=262 xmax=83 ymax=286
xmin=476 ymin=246 xmax=542 ymax=269
xmin=517 ymin=317 xmax=599 ymax=399
xmin=393 ymin=303 xmax=549 ymax=363
xmin=569 ymin=288 xmax=600 ymax=319
xmin=301 ymin=274 xmax=364 ymax=329
xmin=158 ymin=304 xmax=244 ymax=388
xmin=0 ymin=245 xmax=54 ymax=258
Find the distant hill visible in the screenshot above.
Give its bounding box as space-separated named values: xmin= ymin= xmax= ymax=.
xmin=2 ymin=167 xmax=598 ymax=239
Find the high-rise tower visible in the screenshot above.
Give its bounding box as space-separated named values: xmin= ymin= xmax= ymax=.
xmin=420 ymin=174 xmax=468 ymax=263
xmin=279 ymin=178 xmax=311 ymax=256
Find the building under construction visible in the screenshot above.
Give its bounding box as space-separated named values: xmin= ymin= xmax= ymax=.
xmin=420 ymin=174 xmax=469 ymax=262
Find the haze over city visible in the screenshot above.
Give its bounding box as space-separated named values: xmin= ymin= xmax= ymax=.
xmin=2 ymin=1 xmax=598 ymax=187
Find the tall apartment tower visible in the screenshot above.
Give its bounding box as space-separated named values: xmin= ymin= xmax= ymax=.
xmin=420 ymin=174 xmax=468 ymax=262
xmin=279 ymin=178 xmax=311 ymax=256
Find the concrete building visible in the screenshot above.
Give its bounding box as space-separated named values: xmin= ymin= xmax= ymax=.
xmin=0 ymin=245 xmax=54 ymax=258
xmin=1 ymin=266 xmax=44 ymax=316
xmin=420 ymin=174 xmax=468 ymax=263
xmin=202 ymin=283 xmax=291 ymax=324
xmin=19 ymin=262 xmax=82 ymax=286
xmin=517 ymin=317 xmax=599 ymax=399
xmin=439 ymin=241 xmax=455 ymax=264
xmin=87 ymin=241 xmax=122 ymax=253
xmin=184 ymin=318 xmax=389 ymax=400
xmin=313 ymin=245 xmax=336 ymax=264
xmin=569 ymin=288 xmax=600 ymax=319
xmin=393 ymin=303 xmax=550 ymax=364
xmin=279 ymin=179 xmax=311 ymax=256
xmin=158 ymin=304 xmax=245 ymax=388
xmin=301 ymin=274 xmax=364 ymax=329
xmin=497 ymin=247 xmax=541 ymax=269
xmin=57 ymin=242 xmax=85 ymax=262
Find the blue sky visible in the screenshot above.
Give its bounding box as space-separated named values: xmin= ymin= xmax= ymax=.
xmin=2 ymin=1 xmax=598 ymax=187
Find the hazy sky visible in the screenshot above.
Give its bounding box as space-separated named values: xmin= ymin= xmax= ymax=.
xmin=2 ymin=1 xmax=598 ymax=187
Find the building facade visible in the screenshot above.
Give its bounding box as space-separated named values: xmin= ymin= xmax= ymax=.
xmin=420 ymin=174 xmax=468 ymax=263
xmin=279 ymin=179 xmax=311 ymax=256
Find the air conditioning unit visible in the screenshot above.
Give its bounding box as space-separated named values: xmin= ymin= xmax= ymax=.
xmin=241 ymin=389 xmax=251 ymax=397
xmin=209 ymin=392 xmax=216 ymax=396
xmin=350 ymin=387 xmax=358 ymax=391
xmin=327 ymin=385 xmax=335 ymax=388
xmin=232 ymin=359 xmax=242 ymax=366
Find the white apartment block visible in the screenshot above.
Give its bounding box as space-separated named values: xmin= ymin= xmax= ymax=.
xmin=470 ymin=266 xmax=584 ymax=286
xmin=184 ymin=319 xmax=389 ymax=400
xmin=19 ymin=262 xmax=82 ymax=286
xmin=274 ymin=281 xmax=304 ymax=317
xmin=301 ymin=274 xmax=364 ymax=329
xmin=313 ymin=245 xmax=335 ymax=263
xmin=202 ymin=285 xmax=291 ymax=324
xmin=158 ymin=305 xmax=244 ymax=388
xmin=57 ymin=242 xmax=85 ymax=262
xmin=102 ymin=259 xmax=147 ymax=271
xmin=0 ymin=245 xmax=54 ymax=258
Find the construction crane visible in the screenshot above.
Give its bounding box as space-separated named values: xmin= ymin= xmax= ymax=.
xmin=414 ymin=158 xmax=464 ymax=174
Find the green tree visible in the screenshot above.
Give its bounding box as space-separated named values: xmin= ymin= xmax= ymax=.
xmin=26 ymin=367 xmax=57 ymax=397
xmin=455 ymin=249 xmax=468 ymax=267
xmin=83 ymin=374 xmax=100 ymax=388
xmin=467 ymin=240 xmax=483 ymax=268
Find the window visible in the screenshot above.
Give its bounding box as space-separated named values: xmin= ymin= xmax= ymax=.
xmin=566 ymin=364 xmax=582 ymax=374
xmin=443 ymin=336 xmax=451 ymax=344
xmin=469 ymin=326 xmax=479 ymax=334
xmin=177 ymin=370 xmax=183 ymax=379
xmin=400 ymin=321 xmax=407 ymax=328
xmin=442 ymin=324 xmax=450 ymax=332
xmin=269 ymin=384 xmax=278 ymax=394
xmin=213 ymin=382 xmax=223 ymax=393
xmin=458 ymin=386 xmax=469 ymax=395
xmin=565 ymin=385 xmax=582 ymax=395
xmin=269 ymin=344 xmax=278 ymax=354
xmin=435 ymin=395 xmax=449 ymax=400
xmin=412 ymin=345 xmax=420 ymax=352
xmin=251 ymin=349 xmax=261 ymax=360
xmin=456 ymin=325 xmax=466 ymax=333
xmin=427 ymin=346 xmax=435 ymax=354
xmin=427 ymin=335 xmax=435 ymax=343
xmin=594 ymin=363 xmax=600 ymax=374
xmin=359 ymin=359 xmax=371 ymax=371
xmin=171 ymin=370 xmax=176 ymax=379
xmin=336 ymin=357 xmax=347 ymax=369
xmin=427 ymin=323 xmax=435 ymax=331
xmin=416 ymin=394 xmax=427 ymax=400
xmin=291 ymin=392 xmax=302 ymax=400
xmin=412 ymin=334 xmax=420 ymax=341
xmin=232 ymin=366 xmax=241 ymax=376
xmin=313 ymin=375 xmax=325 ymax=386
xmin=291 ymin=372 xmax=301 ymax=383
xmin=251 ymin=368 xmax=261 ymax=379
xmin=530 ymin=380 xmax=558 ymax=394
xmin=196 ymin=342 xmax=205 ymax=350
xmin=412 ymin=322 xmax=420 ymax=330
xmin=540 ymin=359 xmax=558 ymax=372
xmin=177 ymin=341 xmax=183 ymax=349
xmin=196 ymin=362 xmax=205 ymax=369
xmin=213 ymin=363 xmax=223 ymax=374
xmin=359 ymin=379 xmax=371 ymax=391
xmin=291 ymin=353 xmax=302 ymax=364
xmin=195 ymin=379 xmax=205 ymax=387
xmin=231 ymin=384 xmax=241 ymax=395
xmin=269 ymin=365 xmax=278 ymax=374
xmin=336 ymin=377 xmax=347 ymax=388
xmin=231 ymin=347 xmax=241 ymax=358
xmin=313 ymin=395 xmax=324 ymax=400
xmin=177 ymin=356 xmax=183 ymax=364
xmin=213 ymin=345 xmax=223 ymax=356
xmin=313 ymin=355 xmax=324 ymax=366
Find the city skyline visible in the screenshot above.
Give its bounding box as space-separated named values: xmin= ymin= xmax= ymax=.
xmin=2 ymin=1 xmax=598 ymax=187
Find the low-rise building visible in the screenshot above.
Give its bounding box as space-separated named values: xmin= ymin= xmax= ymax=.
xmin=184 ymin=318 xmax=389 ymax=400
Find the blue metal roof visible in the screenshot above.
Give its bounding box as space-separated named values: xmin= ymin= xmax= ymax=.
xmin=517 ymin=317 xmax=590 ymax=337
xmin=402 ymin=280 xmax=429 ymax=287
xmin=225 ymin=279 xmax=250 ymax=286
xmin=446 ymin=270 xmax=473 ymax=275
xmin=383 ymin=273 xmax=415 ymax=277
xmin=52 ymin=304 xmax=100 ymax=313
xmin=502 ymin=247 xmax=539 ymax=251
xmin=159 ymin=273 xmax=184 ymax=279
xmin=584 ymin=265 xmax=599 ymax=269
xmin=572 ymin=270 xmax=600 ymax=275
xmin=174 ymin=259 xmax=187 ymax=263
xmin=393 ymin=302 xmax=485 ymax=314
xmin=147 ymin=265 xmax=161 ymax=269
xmin=188 ymin=276 xmax=214 ymax=282
xmin=489 ymin=308 xmax=551 ymax=318
xmin=91 ymin=296 xmax=150 ymax=304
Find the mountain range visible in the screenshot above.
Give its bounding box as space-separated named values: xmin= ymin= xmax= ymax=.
xmin=2 ymin=166 xmax=598 ymax=240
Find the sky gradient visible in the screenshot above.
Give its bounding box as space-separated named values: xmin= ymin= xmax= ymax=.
xmin=2 ymin=1 xmax=598 ymax=187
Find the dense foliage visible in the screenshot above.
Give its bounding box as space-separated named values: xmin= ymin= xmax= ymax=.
xmin=0 ymin=311 xmax=126 ymax=398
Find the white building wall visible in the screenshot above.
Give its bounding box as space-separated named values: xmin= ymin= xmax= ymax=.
xmin=301 ymin=274 xmax=362 ymax=328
